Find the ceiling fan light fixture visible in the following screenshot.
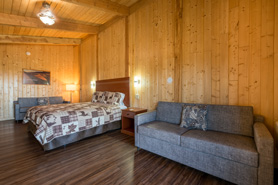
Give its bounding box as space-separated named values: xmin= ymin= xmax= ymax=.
xmin=37 ymin=2 xmax=55 ymax=25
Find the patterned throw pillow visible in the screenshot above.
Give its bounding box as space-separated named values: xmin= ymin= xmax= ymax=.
xmin=112 ymin=92 xmax=122 ymax=105
xmin=103 ymin=91 xmax=115 ymax=104
xmin=103 ymin=92 xmax=122 ymax=105
xmin=37 ymin=97 xmax=50 ymax=106
xmin=92 ymin=91 xmax=105 ymax=103
xmin=180 ymin=105 xmax=208 ymax=131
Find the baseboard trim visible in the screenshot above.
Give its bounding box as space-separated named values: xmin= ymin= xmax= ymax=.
xmin=0 ymin=118 xmax=14 ymax=121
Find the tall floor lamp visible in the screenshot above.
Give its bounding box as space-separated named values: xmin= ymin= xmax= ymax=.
xmin=66 ymin=84 xmax=76 ymax=103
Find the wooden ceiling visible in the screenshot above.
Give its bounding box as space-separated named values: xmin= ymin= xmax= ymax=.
xmin=0 ymin=0 xmax=140 ymax=42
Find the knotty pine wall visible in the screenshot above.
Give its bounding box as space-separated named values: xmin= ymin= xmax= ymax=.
xmin=80 ymin=35 xmax=98 ymax=102
xmin=0 ymin=44 xmax=80 ymax=120
xmin=98 ymin=18 xmax=128 ymax=80
xmin=81 ymin=0 xmax=278 ymax=136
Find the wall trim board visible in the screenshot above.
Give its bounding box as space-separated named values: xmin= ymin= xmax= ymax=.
xmin=0 ymin=35 xmax=81 ymax=45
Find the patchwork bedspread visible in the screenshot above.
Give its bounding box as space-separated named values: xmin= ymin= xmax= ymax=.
xmin=23 ymin=102 xmax=122 ymax=145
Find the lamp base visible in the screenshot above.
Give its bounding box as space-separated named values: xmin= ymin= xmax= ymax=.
xmin=70 ymin=92 xmax=73 ymax=103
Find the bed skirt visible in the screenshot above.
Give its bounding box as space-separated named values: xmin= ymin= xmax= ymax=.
xmin=28 ymin=121 xmax=121 ymax=151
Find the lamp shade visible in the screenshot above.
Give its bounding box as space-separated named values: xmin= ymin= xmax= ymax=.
xmin=66 ymin=84 xmax=76 ymax=91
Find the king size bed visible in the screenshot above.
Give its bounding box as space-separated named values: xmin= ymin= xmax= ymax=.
xmin=24 ymin=77 xmax=130 ymax=151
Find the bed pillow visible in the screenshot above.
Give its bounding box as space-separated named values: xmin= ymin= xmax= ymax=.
xmin=92 ymin=91 xmax=105 ymax=103
xmin=103 ymin=92 xmax=122 ymax=105
xmin=103 ymin=91 xmax=115 ymax=104
xmin=180 ymin=105 xmax=208 ymax=131
xmin=113 ymin=92 xmax=122 ymax=105
xmin=118 ymin=92 xmax=125 ymax=106
xmin=37 ymin=97 xmax=50 ymax=106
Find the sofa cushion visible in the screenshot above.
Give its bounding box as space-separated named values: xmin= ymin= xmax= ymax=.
xmin=19 ymin=107 xmax=31 ymax=113
xmin=181 ymin=130 xmax=258 ymax=167
xmin=18 ymin=98 xmax=38 ymax=107
xmin=156 ymin=102 xmax=184 ymax=124
xmin=180 ymin=105 xmax=208 ymax=130
xmin=49 ymin=97 xmax=63 ymax=104
xmin=207 ymin=105 xmax=254 ymax=137
xmin=138 ymin=121 xmax=189 ymax=145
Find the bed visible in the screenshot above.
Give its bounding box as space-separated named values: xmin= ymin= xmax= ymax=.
xmin=24 ymin=77 xmax=130 ymax=151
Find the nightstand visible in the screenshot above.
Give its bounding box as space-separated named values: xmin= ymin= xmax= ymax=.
xmin=121 ymin=107 xmax=147 ymax=136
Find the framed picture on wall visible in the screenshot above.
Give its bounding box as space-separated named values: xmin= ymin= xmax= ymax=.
xmin=23 ymin=69 xmax=50 ymax=85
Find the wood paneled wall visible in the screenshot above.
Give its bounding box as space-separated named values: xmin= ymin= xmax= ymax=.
xmin=0 ymin=44 xmax=80 ymax=120
xmin=82 ymin=0 xmax=278 ymax=135
xmin=80 ymin=35 xmax=98 ymax=102
xmin=129 ymin=0 xmax=177 ymax=109
xmin=98 ymin=18 xmax=128 ymax=80
xmin=180 ymin=0 xmax=277 ymax=134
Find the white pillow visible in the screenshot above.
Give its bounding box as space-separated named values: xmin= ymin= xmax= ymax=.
xmin=118 ymin=92 xmax=125 ymax=106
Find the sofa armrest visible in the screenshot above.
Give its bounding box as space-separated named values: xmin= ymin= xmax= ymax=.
xmin=134 ymin=110 xmax=156 ymax=148
xmin=63 ymin=101 xmax=71 ymax=104
xmin=14 ymin=102 xmax=20 ymax=121
xmin=253 ymin=122 xmax=274 ymax=185
xmin=134 ymin=110 xmax=156 ymax=126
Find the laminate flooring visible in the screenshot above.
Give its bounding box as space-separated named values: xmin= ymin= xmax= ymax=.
xmin=0 ymin=120 xmax=234 ymax=185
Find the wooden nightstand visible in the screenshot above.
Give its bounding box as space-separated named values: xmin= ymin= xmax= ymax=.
xmin=121 ymin=107 xmax=147 ymax=136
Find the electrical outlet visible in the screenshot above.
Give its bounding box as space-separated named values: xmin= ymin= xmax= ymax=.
xmin=135 ymin=94 xmax=140 ymax=99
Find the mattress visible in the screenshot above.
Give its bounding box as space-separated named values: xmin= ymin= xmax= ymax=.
xmin=23 ymin=102 xmax=122 ymax=145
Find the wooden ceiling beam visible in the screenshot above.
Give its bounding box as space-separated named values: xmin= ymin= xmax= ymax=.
xmin=0 ymin=35 xmax=81 ymax=45
xmin=98 ymin=16 xmax=122 ymax=33
xmin=129 ymin=0 xmax=152 ymax=14
xmin=0 ymin=12 xmax=99 ymax=34
xmin=61 ymin=0 xmax=129 ymax=16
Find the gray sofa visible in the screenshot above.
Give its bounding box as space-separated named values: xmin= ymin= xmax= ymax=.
xmin=14 ymin=97 xmax=70 ymax=121
xmin=135 ymin=101 xmax=274 ymax=185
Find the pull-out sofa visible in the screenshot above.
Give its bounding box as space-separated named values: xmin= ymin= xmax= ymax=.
xmin=135 ymin=101 xmax=274 ymax=185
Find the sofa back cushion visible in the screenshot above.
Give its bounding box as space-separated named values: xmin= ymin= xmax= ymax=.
xmin=156 ymin=102 xmax=205 ymax=125
xmin=49 ymin=97 xmax=64 ymax=104
xmin=18 ymin=98 xmax=38 ymax=107
xmin=156 ymin=102 xmax=184 ymax=124
xmin=156 ymin=101 xmax=254 ymax=137
xmin=207 ymin=105 xmax=254 ymax=137
xmin=37 ymin=97 xmax=50 ymax=105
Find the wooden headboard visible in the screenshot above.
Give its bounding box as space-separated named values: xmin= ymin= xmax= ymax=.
xmin=96 ymin=77 xmax=130 ymax=107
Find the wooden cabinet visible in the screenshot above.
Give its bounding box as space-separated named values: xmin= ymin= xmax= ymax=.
xmin=121 ymin=107 xmax=147 ymax=136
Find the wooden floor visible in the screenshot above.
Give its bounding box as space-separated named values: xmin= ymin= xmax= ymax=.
xmin=0 ymin=120 xmax=234 ymax=185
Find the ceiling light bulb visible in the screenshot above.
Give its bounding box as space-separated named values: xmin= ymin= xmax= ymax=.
xmin=37 ymin=2 xmax=55 ymax=25
xmin=39 ymin=16 xmax=55 ymax=25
